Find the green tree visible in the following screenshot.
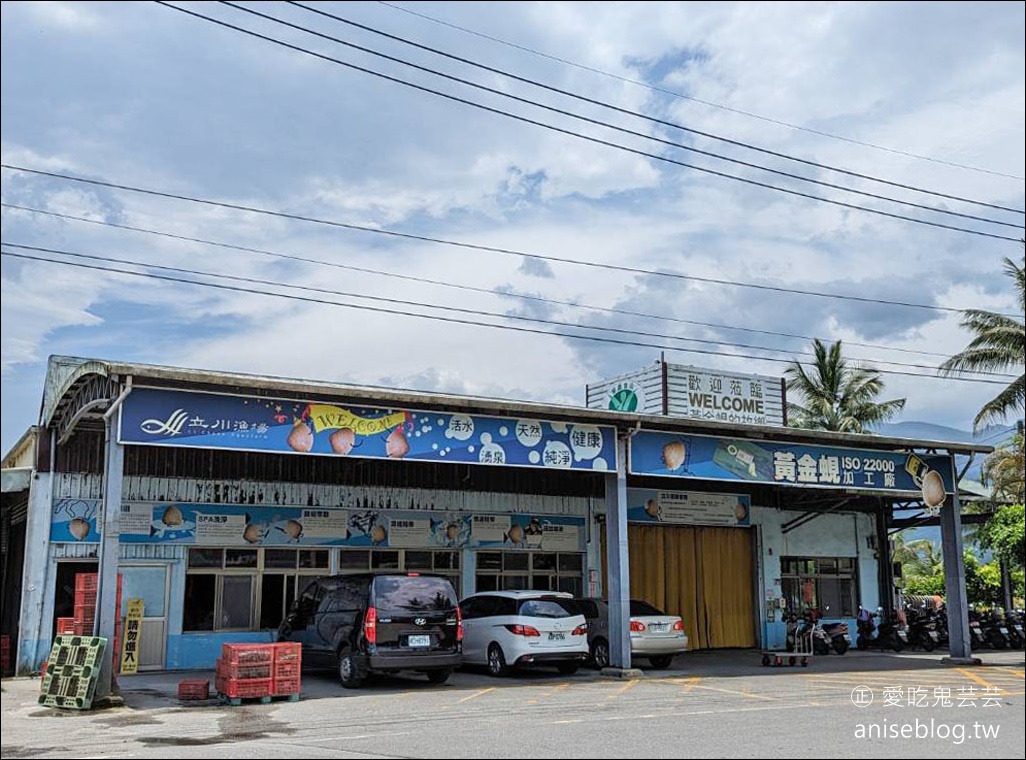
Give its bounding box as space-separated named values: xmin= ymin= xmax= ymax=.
xmin=977 ymin=504 xmax=1026 ymax=569
xmin=939 ymin=256 xmax=1025 ymax=430
xmin=785 ymin=339 xmax=906 ymax=432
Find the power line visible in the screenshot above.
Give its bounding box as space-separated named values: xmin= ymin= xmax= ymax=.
xmin=376 ymin=0 xmax=1026 ymax=183
xmin=153 ymin=2 xmax=1023 ymax=243
xmin=5 ymin=163 xmax=1020 ymax=318
xmin=288 ymin=0 xmax=1024 ymax=217
xmin=0 ymin=201 xmax=963 ymax=361
xmin=1 ymin=246 xmax=1013 ymax=386
xmin=8 ymin=239 xmax=1014 ymax=380
xmin=220 ymin=0 xmax=1021 ymax=230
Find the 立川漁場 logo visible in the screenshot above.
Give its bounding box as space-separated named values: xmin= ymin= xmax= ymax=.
xmin=140 ymin=409 xmax=190 ymax=436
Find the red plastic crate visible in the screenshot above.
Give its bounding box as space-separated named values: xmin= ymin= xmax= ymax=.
xmin=56 ymin=617 xmax=76 ymax=635
xmin=273 ymin=641 xmax=301 ymax=661
xmin=0 ymin=636 xmax=10 ymax=677
xmin=75 ymin=573 xmax=99 ymax=593
xmin=217 ymin=659 xmax=271 ymax=680
xmin=273 ymin=659 xmax=300 ymax=679
xmin=221 ymin=643 xmax=273 ymax=665
xmin=216 ymin=676 xmax=272 ymax=699
xmin=177 ymin=679 xmax=210 ymax=701
xmin=273 ymin=676 xmax=301 ymax=696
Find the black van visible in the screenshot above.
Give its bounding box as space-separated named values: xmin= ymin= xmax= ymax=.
xmin=278 ymin=573 xmax=462 ymax=687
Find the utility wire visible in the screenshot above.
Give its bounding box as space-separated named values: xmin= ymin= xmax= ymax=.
xmin=7 ymin=239 xmax=1014 ymax=380
xmin=153 ymin=2 xmax=1023 ymax=243
xmin=5 ymin=163 xmax=1020 ymax=318
xmin=222 ymin=1 xmax=1021 ymax=229
xmin=2 ymin=246 xmax=1013 ymax=386
xmin=376 ymin=0 xmax=1026 ymax=182
xmin=289 ymin=0 xmax=1024 ymax=217
xmin=0 ymin=201 xmax=963 ymax=361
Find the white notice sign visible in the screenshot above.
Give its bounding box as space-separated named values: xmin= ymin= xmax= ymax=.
xmin=119 ymin=503 xmax=154 ymax=536
xmin=300 ymin=509 xmax=348 ymax=539
xmin=388 ymin=517 xmax=431 ymax=548
xmin=471 ymin=514 xmax=510 ymax=542
xmin=541 ymin=523 xmax=580 ymax=551
xmin=194 ymin=513 xmax=248 ymax=544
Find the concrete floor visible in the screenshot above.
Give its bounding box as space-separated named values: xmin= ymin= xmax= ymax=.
xmin=3 ymin=649 xmax=1023 ymax=758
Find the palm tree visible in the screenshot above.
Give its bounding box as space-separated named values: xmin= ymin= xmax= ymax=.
xmin=785 ymin=339 xmax=906 ymax=432
xmin=893 ymin=535 xmax=943 ymax=578
xmin=981 ymin=432 xmax=1025 ymax=505
xmin=940 ymin=255 xmax=1025 ymax=431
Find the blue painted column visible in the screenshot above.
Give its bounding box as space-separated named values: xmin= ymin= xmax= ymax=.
xmin=941 ymin=457 xmax=972 ymax=661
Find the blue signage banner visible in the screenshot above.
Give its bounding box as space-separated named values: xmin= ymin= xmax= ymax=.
xmin=118 ymin=388 xmax=615 ymax=472
xmin=630 ymin=431 xmax=954 ymax=498
xmin=52 ymin=499 xmax=585 ymax=551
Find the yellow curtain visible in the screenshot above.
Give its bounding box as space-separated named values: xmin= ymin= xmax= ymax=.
xmin=603 ymin=523 xmax=755 ymax=649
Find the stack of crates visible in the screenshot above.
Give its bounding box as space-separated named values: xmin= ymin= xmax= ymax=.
xmin=72 ymin=573 xmax=122 ymax=665
xmin=56 ymin=618 xmax=76 ymax=635
xmin=177 ymin=678 xmax=210 ymax=702
xmin=215 ymin=643 xmax=273 ymax=704
xmin=272 ymin=642 xmax=301 ymax=697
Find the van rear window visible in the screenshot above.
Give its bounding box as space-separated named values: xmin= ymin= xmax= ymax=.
xmin=518 ymin=598 xmax=578 ymax=618
xmin=372 ymin=576 xmax=457 ymax=612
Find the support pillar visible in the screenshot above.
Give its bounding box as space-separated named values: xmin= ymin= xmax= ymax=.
xmin=603 ymin=434 xmax=635 ymax=675
xmin=940 ymin=465 xmax=974 ymax=662
xmin=16 ymin=468 xmax=53 ymax=674
xmin=93 ymin=415 xmax=124 ymax=701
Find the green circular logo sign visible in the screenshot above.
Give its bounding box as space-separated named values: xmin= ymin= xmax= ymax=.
xmin=608 ymin=387 xmax=640 ymax=412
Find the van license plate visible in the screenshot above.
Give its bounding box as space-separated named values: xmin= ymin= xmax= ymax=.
xmin=408 ymin=635 xmax=431 ymax=648
xmin=549 ymin=632 xmax=565 ymax=641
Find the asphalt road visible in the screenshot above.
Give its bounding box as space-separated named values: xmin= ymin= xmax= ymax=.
xmin=2 ymin=651 xmax=1023 ymax=759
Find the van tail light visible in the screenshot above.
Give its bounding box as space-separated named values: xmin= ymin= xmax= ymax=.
xmin=672 ymin=620 xmax=684 ymax=631
xmin=572 ymin=624 xmax=588 ymax=636
xmin=630 ymin=620 xmax=647 ymax=632
xmin=505 ymin=624 xmax=541 ymax=637
xmin=456 ymin=605 xmax=464 ymax=642
xmin=364 ymin=606 xmax=378 ymax=645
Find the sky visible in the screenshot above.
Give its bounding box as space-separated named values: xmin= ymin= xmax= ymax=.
xmin=1 ymin=0 xmax=1024 ymax=454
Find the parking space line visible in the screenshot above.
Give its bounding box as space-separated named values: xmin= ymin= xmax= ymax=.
xmin=458 ymin=687 xmax=496 ymax=703
xmin=687 ymin=683 xmax=777 ymax=701
xmin=607 ymin=679 xmax=640 ymax=699
xmin=958 ymin=668 xmax=998 ymax=691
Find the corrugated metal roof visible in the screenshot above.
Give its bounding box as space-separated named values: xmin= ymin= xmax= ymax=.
xmin=42 ymin=355 xmax=994 ymax=455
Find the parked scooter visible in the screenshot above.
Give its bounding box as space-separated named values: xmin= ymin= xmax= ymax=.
xmin=1005 ymin=610 xmax=1025 ymax=649
xmin=814 ymin=606 xmax=850 ymax=654
xmin=982 ymin=609 xmax=1013 ymax=650
xmin=967 ymin=607 xmax=988 ymax=650
xmin=906 ymin=606 xmax=941 ymax=652
xmin=856 ymin=607 xmax=904 ymax=651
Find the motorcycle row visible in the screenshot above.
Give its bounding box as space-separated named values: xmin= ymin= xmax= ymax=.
xmin=786 ymin=606 xmax=1026 ymax=656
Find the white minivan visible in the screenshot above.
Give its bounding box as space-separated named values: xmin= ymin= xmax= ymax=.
xmin=459 ymin=591 xmax=589 ymax=676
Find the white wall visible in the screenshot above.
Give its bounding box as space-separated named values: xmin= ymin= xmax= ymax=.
xmin=753 ymin=506 xmax=878 ymax=649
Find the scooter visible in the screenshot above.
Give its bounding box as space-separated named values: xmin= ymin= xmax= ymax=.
xmin=815 ymin=606 xmax=850 ymax=654
xmin=907 ymin=607 xmax=941 ymax=652
xmin=856 ymin=608 xmax=904 ymax=652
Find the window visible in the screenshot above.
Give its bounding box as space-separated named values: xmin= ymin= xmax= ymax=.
xmin=183 ymin=547 xmax=326 ymax=633
xmin=630 ymin=600 xmax=664 ymax=616
xmin=780 ymin=556 xmax=858 ymax=618
xmin=475 ymin=551 xmax=584 ymax=594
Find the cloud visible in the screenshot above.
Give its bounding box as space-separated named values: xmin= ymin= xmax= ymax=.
xmin=517 ymin=255 xmax=555 ymax=278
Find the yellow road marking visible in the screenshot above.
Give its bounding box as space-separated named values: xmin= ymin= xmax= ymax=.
xmin=683 ymin=676 xmax=701 ymax=694
xmin=458 ymin=687 xmax=495 ymax=703
xmin=607 ymin=679 xmax=640 ymax=698
xmin=958 ymin=668 xmax=998 ymax=691
xmin=995 ymin=667 xmax=1025 ymax=679
xmin=688 ymin=683 xmax=777 ymax=701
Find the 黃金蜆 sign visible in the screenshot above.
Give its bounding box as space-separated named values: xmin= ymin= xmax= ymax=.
xmin=630 ymin=431 xmax=953 ymax=503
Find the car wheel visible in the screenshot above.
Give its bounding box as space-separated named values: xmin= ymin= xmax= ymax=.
xmin=487 ymin=643 xmax=510 ymax=677
xmin=426 ymin=669 xmax=451 ymax=685
xmin=337 ymin=649 xmax=365 ymax=689
xmin=648 ymin=655 xmax=673 ymax=670
xmin=591 ymin=638 xmax=610 ymax=670
xmin=556 ymin=662 xmax=579 ymax=675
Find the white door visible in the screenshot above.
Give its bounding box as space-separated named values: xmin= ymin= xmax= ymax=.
xmin=119 ymin=565 xmax=170 ymax=671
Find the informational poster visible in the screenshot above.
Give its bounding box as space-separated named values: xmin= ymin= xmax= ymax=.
xmin=627 ymin=489 xmax=751 ymax=527
xmin=540 ymin=523 xmax=580 ymax=551
xmin=471 ymin=514 xmax=510 ymax=543
xmin=50 ymin=498 xmax=100 ymax=543
xmin=194 ymin=513 xmax=248 ymax=545
xmin=299 ymin=509 xmax=349 ymax=539
xmin=120 ymin=599 xmax=144 ymax=675
xmin=119 ymin=503 xmax=154 ymax=536
xmin=387 ymin=517 xmax=432 ymax=548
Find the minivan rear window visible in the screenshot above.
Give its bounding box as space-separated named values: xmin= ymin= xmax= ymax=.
xmin=372 ymin=576 xmax=457 ymax=612
xmin=518 ymin=598 xmax=578 ymax=618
